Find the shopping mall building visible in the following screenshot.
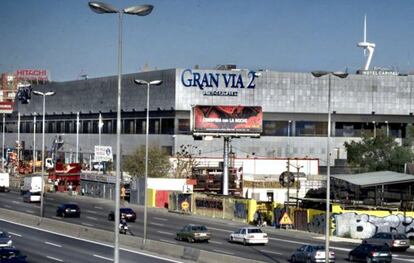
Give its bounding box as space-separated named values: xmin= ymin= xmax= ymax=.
xmin=5 ymin=67 xmax=414 ymax=168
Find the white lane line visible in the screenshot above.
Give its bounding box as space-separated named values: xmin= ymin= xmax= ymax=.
xmin=81 ymin=222 xmax=95 ymax=227
xmin=45 ymin=241 xmax=62 ymax=248
xmin=157 ymin=231 xmax=174 ymax=236
xmin=86 ymin=216 xmax=98 ymax=221
xmin=12 ymin=201 xmax=19 ymax=204
xmin=46 ymin=256 xmax=64 ymax=262
xmin=261 ymin=250 xmax=283 ymax=255
xmin=3 ymin=205 xmax=11 ymax=208
xmin=160 ymin=239 xmax=177 ymax=244
xmin=154 ymin=217 xmax=168 ymax=221
xmin=93 ymin=254 xmax=113 ymax=261
xmin=86 ymin=210 xmax=99 ymax=215
xmin=209 ymin=240 xmax=223 ymax=245
xmin=46 ymin=197 xmax=55 ymax=200
xmin=150 ymin=222 xmax=164 ymax=227
xmin=8 ymin=231 xmax=22 ymax=237
xmin=94 ymin=206 xmax=103 ymax=210
xmin=25 ymin=210 xmax=35 ymax=214
xmin=208 ymin=227 xmax=232 ymax=233
xmin=213 ymin=249 xmax=234 ymax=255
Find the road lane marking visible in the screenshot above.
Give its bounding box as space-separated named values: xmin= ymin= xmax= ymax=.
xmin=94 ymin=206 xmax=103 ymax=210
xmin=213 ymin=249 xmax=234 ymax=255
xmin=46 ymin=256 xmax=64 ymax=262
xmin=86 ymin=210 xmax=99 ymax=215
xmin=25 ymin=210 xmax=35 ymax=214
xmin=154 ymin=217 xmax=168 ymax=221
xmin=46 ymin=197 xmax=54 ymax=200
xmin=93 ymin=254 xmax=113 ymax=261
xmin=150 ymin=222 xmax=164 ymax=227
xmin=3 ymin=205 xmax=11 ymax=208
xmin=9 ymin=232 xmax=22 ymax=237
xmin=52 ymin=216 xmax=62 ymax=220
xmin=86 ymin=216 xmax=98 ymax=221
xmin=12 ymin=201 xmax=19 ymax=204
xmin=160 ymin=239 xmax=177 ymax=244
xmin=81 ymin=222 xmax=95 ymax=227
xmin=261 ymin=250 xmax=283 ymax=255
xmin=208 ymin=227 xmax=232 ymax=233
xmin=157 ymin=231 xmax=174 ymax=236
xmin=45 ymin=241 xmax=62 ymax=248
xmin=209 ymin=240 xmax=222 ymax=244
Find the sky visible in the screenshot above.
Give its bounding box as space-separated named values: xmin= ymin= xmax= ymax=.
xmin=0 ymin=0 xmax=414 ymax=81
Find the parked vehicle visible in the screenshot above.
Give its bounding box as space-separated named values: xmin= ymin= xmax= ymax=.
xmin=20 ymin=175 xmax=42 ymax=194
xmin=176 ymin=224 xmax=211 ymax=243
xmin=108 ymin=208 xmax=136 ymax=222
xmin=348 ymin=243 xmax=392 ymax=263
xmin=363 ymin=232 xmax=410 ymax=251
xmin=56 ymin=204 xmax=81 ymax=218
xmin=290 ymin=244 xmax=335 ymax=263
xmin=229 ymin=227 xmax=268 ymax=245
xmin=0 ymin=173 xmax=10 ymax=192
xmin=22 ymin=192 xmax=41 ymax=203
xmin=0 ymin=231 xmax=12 ymax=248
xmin=0 ymin=247 xmax=28 ymax=262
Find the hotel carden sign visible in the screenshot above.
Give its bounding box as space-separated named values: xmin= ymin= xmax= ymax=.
xmin=181 ymin=69 xmax=259 ymax=97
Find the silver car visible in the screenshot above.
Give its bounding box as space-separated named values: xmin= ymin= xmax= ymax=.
xmin=0 ymin=231 xmax=12 ymax=248
xmin=290 ymin=245 xmax=335 ymax=263
xmin=363 ymin=232 xmax=410 ymax=251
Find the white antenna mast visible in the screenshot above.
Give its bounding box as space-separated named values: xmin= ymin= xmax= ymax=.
xmin=357 ymin=14 xmax=375 ymax=70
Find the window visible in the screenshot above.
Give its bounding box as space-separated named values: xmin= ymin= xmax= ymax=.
xmin=92 ymin=120 xmax=98 ymax=134
xmin=82 ymin=120 xmax=90 ymax=133
xmin=263 ymin=121 xmax=289 ymax=136
xmin=48 ymin=121 xmax=55 ymax=133
xmin=296 ymin=121 xmax=327 ymax=136
xmin=161 ymin=118 xmax=174 ymax=134
xmin=65 ymin=121 xmax=73 ymax=133
xmin=56 ymin=121 xmax=63 ymax=133
xmin=178 ymin=119 xmax=190 ymax=134
xmin=135 ymin=119 xmax=145 ymax=134
xmin=124 ymin=119 xmax=134 ymax=134
xmin=149 ymin=119 xmax=160 ymax=134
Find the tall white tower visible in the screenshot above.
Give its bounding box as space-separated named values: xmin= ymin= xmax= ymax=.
xmin=357 ymin=15 xmax=376 ymax=70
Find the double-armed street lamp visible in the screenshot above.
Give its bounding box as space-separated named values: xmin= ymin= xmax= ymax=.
xmin=88 ymin=2 xmax=154 ymax=262
xmin=311 ymin=71 xmax=348 ymax=263
xmin=32 ymin=90 xmax=55 ymax=219
xmin=134 ymin=79 xmax=163 ymax=245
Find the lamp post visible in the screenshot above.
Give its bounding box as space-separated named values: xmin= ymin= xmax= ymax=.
xmin=134 ymin=79 xmax=162 ymax=245
xmin=32 ymin=90 xmax=55 ymax=219
xmin=33 ymin=113 xmax=36 ymax=173
xmin=88 ymin=2 xmax=154 ymax=262
xmin=98 ymin=113 xmax=103 ymax=174
xmin=311 ymin=71 xmax=348 ymax=262
xmin=76 ymin=112 xmax=79 ymax=163
xmin=2 ymin=114 xmax=5 ymax=172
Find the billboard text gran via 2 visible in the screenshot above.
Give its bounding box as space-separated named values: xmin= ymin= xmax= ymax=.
xmin=192 ymin=105 xmax=262 ymax=134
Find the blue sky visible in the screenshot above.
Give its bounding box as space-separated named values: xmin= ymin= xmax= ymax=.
xmin=0 ymin=0 xmax=413 ymax=81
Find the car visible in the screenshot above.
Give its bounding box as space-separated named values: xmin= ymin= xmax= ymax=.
xmin=363 ymin=232 xmax=410 ymax=251
xmin=22 ymin=192 xmax=41 ymax=203
xmin=348 ymin=243 xmax=392 ymax=263
xmin=108 ymin=208 xmax=136 ymax=222
xmin=228 ymin=227 xmax=268 ymax=245
xmin=0 ymin=231 xmax=12 ymax=248
xmin=176 ymin=224 xmax=211 ymax=243
xmin=0 ymin=248 xmax=28 ymax=262
xmin=290 ymin=244 xmax=335 ymax=263
xmin=56 ymin=203 xmax=81 ymax=218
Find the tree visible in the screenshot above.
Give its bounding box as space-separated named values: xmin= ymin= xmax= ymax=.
xmin=344 ymin=128 xmax=414 ymax=173
xmin=173 ymin=144 xmax=199 ymax=178
xmin=123 ymin=147 xmax=171 ymax=178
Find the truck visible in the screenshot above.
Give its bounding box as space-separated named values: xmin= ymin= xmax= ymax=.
xmin=21 ymin=175 xmax=42 ymax=194
xmin=0 ymin=173 xmax=10 ymax=192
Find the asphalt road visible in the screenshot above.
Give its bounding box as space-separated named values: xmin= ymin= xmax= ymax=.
xmin=1 ymin=190 xmax=414 ymax=263
xmin=0 ymin=219 xmax=184 ymax=263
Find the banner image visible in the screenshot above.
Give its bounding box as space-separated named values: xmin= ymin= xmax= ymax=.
xmin=193 ymin=105 xmax=262 ymax=134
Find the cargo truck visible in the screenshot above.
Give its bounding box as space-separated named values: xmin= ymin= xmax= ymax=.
xmin=0 ymin=173 xmax=9 ymax=192
xmin=21 ymin=175 xmax=42 ymax=194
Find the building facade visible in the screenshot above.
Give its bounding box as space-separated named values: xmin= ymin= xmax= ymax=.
xmin=4 ymin=68 xmax=413 ymax=168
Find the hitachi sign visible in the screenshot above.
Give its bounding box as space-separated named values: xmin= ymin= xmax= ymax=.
xmin=181 ymin=69 xmax=258 ymax=90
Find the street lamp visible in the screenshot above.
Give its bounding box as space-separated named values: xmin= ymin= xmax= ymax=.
xmin=134 ymin=79 xmax=162 ymax=244
xmin=311 ymin=71 xmax=348 ymax=262
xmin=88 ymin=2 xmax=154 ymax=262
xmin=32 ymin=90 xmax=55 ymax=220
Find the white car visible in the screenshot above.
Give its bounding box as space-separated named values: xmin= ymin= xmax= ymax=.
xmin=229 ymin=227 xmax=268 ymax=245
xmin=23 ymin=192 xmax=41 ymax=203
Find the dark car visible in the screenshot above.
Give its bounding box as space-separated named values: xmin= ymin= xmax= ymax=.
xmin=56 ymin=204 xmax=81 ymax=218
xmin=363 ymin=232 xmax=409 ymax=251
xmin=176 ymin=224 xmax=211 ymax=243
xmin=0 ymin=231 xmax=12 ymax=248
xmin=108 ymin=208 xmax=136 ymax=222
xmin=349 ymin=244 xmax=392 ymax=263
xmin=0 ymin=248 xmax=28 ymax=262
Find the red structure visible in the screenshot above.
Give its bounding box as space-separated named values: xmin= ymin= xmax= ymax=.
xmin=48 ymin=161 xmax=81 ymax=192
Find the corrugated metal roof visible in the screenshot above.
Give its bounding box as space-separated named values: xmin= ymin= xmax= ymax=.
xmin=331 ymin=171 xmax=414 ymax=188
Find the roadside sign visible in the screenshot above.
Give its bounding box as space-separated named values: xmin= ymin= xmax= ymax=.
xmin=279 ymin=212 xmax=293 ymax=225
xmin=0 ymin=102 xmax=13 ymax=114
xmin=181 ymin=200 xmax=189 ymax=210
xmin=94 ymin=146 xmax=113 ymax=162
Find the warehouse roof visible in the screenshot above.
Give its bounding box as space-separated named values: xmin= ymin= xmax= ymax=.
xmin=331 ymin=171 xmax=414 ymax=188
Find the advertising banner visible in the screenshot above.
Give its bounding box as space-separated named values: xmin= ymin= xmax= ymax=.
xmin=0 ymin=102 xmax=14 ymax=114
xmin=193 ymin=105 xmax=262 ymax=134
xmin=94 ymin=146 xmax=113 ymax=162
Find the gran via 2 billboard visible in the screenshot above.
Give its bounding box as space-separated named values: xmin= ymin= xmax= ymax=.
xmin=193 ymin=105 xmax=262 ymax=134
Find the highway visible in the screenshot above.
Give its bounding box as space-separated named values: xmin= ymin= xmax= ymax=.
xmin=1 ymin=190 xmax=414 ymax=262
